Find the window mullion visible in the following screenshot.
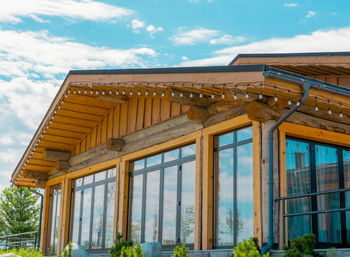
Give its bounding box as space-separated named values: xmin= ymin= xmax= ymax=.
xmin=159 ymin=167 xmax=164 ymax=245
xmin=233 ymin=132 xmax=238 ymax=247
xmin=338 ymin=148 xmax=347 ymax=244
xmin=176 ymin=164 xmax=182 ymax=244
xmin=310 ymin=143 xmax=319 ymax=241
xmin=102 ymin=181 xmax=108 ymax=249
xmin=89 ymin=183 xmax=96 ymax=249
xmin=141 ymin=173 xmax=147 ymax=243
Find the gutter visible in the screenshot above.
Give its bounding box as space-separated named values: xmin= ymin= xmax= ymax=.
xmin=261 ymin=67 xmax=350 ymax=255
xmin=28 ymin=188 xmax=43 ymax=250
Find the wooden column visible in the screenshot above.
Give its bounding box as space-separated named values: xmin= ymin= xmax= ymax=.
xmin=194 ymin=133 xmax=203 ymax=250
xmin=118 ymin=160 xmax=129 ymax=239
xmin=59 ymin=176 xmax=71 ymax=252
xmin=113 ymin=162 xmax=121 ymax=240
xmin=40 ymin=185 xmax=51 ymax=253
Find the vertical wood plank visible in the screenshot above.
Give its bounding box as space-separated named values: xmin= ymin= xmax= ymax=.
xmin=181 ymin=104 xmax=189 ymax=114
xmin=118 ymin=160 xmax=129 ymax=239
xmin=60 ymin=177 xmax=71 ymax=252
xmin=253 ymin=121 xmax=262 ymax=246
xmin=101 ymin=117 xmax=107 ymax=144
xmin=40 ymin=185 xmax=51 ymax=253
xmin=108 ymin=111 xmax=113 ymax=139
xmin=96 ymin=123 xmax=101 ymax=146
xmin=144 ymin=98 xmax=152 ymax=128
xmin=113 ymin=105 xmax=120 ymax=138
xmin=202 ymin=134 xmax=213 ymax=250
xmin=74 ymin=145 xmax=80 ymax=156
xmin=113 ymin=162 xmax=120 ymax=240
xmin=171 ymin=103 xmax=181 ymax=117
xmin=152 ymin=98 xmax=161 ymax=125
xmin=91 ymin=127 xmax=97 ymax=148
xmin=160 ymin=99 xmax=171 ymax=121
xmin=127 ymin=98 xmax=138 ymax=134
xmin=119 ymin=103 xmax=128 ymax=137
xmin=86 ymin=133 xmax=91 ymax=151
xmin=194 ymin=134 xmax=203 ymax=250
xmin=81 ymin=138 xmax=86 ymax=153
xmin=136 ymin=98 xmax=145 ymax=131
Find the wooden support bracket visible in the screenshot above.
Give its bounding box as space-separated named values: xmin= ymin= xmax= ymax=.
xmin=107 ymin=138 xmax=125 ymax=152
xmin=44 ymin=149 xmax=70 ymax=161
xmin=23 ymin=170 xmax=49 ymax=180
xmin=187 ymin=106 xmax=210 ymax=123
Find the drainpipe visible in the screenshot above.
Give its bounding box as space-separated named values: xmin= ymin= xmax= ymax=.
xmin=28 ymin=188 xmax=43 ymax=250
xmin=260 ymin=79 xmax=310 ymax=255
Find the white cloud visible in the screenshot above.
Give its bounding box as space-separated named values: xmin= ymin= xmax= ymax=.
xmin=146 ymin=25 xmax=163 ymax=36
xmin=210 ymin=35 xmax=246 ymax=45
xmin=131 ymin=19 xmax=146 ymax=33
xmin=180 ymin=26 xmax=350 ymax=66
xmin=0 ymin=0 xmax=133 ymax=23
xmin=0 ymin=29 xmax=157 ymax=79
xmin=0 ymin=136 xmax=14 ymax=146
xmin=170 ymin=27 xmax=219 ymax=45
xmin=181 ymin=56 xmax=189 ymax=61
xmin=306 ymin=11 xmax=316 ymax=18
xmin=284 ymin=3 xmax=298 ymax=7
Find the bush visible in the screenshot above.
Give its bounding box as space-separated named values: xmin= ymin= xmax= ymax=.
xmin=233 ymin=237 xmax=269 ymax=257
xmin=281 ymin=234 xmax=323 ymax=257
xmin=109 ymin=232 xmax=133 ymax=257
xmin=120 ymin=244 xmax=144 ymax=257
xmin=174 ymin=244 xmax=191 ymax=257
xmin=60 ymin=241 xmax=73 ymax=257
xmin=0 ymin=248 xmax=44 ymax=257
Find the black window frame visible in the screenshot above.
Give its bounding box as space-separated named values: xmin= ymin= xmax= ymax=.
xmin=285 ymin=136 xmax=350 ymax=248
xmin=69 ymin=168 xmax=116 ymax=253
xmin=212 ymin=126 xmax=253 ymax=249
xmin=127 ymin=143 xmax=196 ymax=251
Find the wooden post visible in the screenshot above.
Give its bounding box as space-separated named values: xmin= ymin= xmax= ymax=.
xmin=59 ymin=176 xmax=71 ymax=252
xmin=40 ymin=185 xmax=51 ymax=253
xmin=194 ymin=133 xmax=203 ymax=250
xmin=113 ymin=162 xmax=121 ymax=240
xmin=118 ymin=160 xmax=129 ymax=239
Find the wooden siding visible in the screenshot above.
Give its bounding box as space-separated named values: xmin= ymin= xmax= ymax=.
xmin=73 ymin=98 xmax=189 ymax=156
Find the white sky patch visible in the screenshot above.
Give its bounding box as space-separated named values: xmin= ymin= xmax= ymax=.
xmin=210 ymin=35 xmax=246 ymax=45
xmin=29 ymin=14 xmax=50 ymax=23
xmin=146 ymin=25 xmax=163 ymax=36
xmin=0 ymin=0 xmax=133 ymax=23
xmin=284 ymin=3 xmax=298 ymax=7
xmin=0 ymin=29 xmax=157 ymax=79
xmin=181 ymin=56 xmax=189 ymax=61
xmin=131 ymin=19 xmax=145 ymax=33
xmin=170 ymin=27 xmax=219 ymax=45
xmin=180 ymin=26 xmax=350 ymax=66
xmin=306 ymin=11 xmax=316 ymax=18
xmin=0 ymin=136 xmax=14 ymax=146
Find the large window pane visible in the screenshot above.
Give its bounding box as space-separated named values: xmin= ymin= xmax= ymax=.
xmin=162 ymin=166 xmax=177 ymax=245
xmin=181 ymin=161 xmax=195 ymax=244
xmin=215 ymin=148 xmax=234 ymax=246
xmin=285 ymin=139 xmax=311 ymax=240
xmin=344 ymin=150 xmax=350 ymax=243
xmin=105 ymin=182 xmax=115 ymax=248
xmin=47 ymin=185 xmax=61 ymax=255
xmin=81 ymin=188 xmax=92 ymax=249
xmin=92 ymin=185 xmax=105 ymax=249
xmin=315 ymin=145 xmax=341 ymax=244
xmin=130 ymin=175 xmax=143 ymax=243
xmin=145 ymin=171 xmax=160 ymax=242
xmin=71 ymin=190 xmax=81 ymax=243
xmin=236 ymin=143 xmax=253 ymax=243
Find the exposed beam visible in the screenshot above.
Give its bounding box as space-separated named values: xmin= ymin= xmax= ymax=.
xmin=107 ymin=138 xmax=125 ymax=152
xmin=57 ymin=160 xmax=70 ymax=171
xmin=187 ymin=106 xmax=210 ymax=123
xmin=96 ymin=95 xmax=128 ymax=104
xmin=246 ymin=101 xmax=281 ymax=122
xmin=22 ymin=170 xmax=49 ymax=180
xmin=204 ymin=104 xmax=247 ymax=127
xmin=44 ymin=149 xmax=70 ymax=161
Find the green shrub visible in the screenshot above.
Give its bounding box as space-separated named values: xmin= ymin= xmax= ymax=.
xmin=174 ymin=244 xmax=191 ymax=257
xmin=109 ymin=232 xmax=133 ymax=257
xmin=281 ymin=234 xmax=323 ymax=257
xmin=60 ymin=241 xmax=73 ymax=257
xmin=233 ymin=237 xmax=269 ymax=257
xmin=119 ymin=244 xmax=144 ymax=257
xmin=0 ymin=248 xmax=44 ymax=257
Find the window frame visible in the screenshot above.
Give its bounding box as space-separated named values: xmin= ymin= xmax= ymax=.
xmin=285 ymin=136 xmax=350 ymax=248
xmin=69 ymin=168 xmax=116 ymax=252
xmin=46 ymin=184 xmax=61 ymax=255
xmin=212 ymin=126 xmax=254 ymax=249
xmin=127 ymin=144 xmax=196 ymax=251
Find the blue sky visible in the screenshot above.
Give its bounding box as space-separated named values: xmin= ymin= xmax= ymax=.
xmin=0 ymin=0 xmax=350 ymax=192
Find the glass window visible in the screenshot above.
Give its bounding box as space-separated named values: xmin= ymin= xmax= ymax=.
xmin=129 ymin=143 xmax=196 ymax=249
xmin=214 ymin=126 xmax=253 ymax=248
xmin=46 ymin=184 xmax=61 ymax=256
xmin=285 ymin=138 xmax=350 ymax=246
xmin=70 ymin=167 xmax=116 ymax=251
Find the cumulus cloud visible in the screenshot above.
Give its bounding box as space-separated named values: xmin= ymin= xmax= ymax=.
xmin=284 ymin=3 xmax=298 ymax=7
xmin=131 ymin=19 xmax=146 ymax=33
xmin=0 ymin=0 xmax=133 ymax=23
xmin=306 ymin=11 xmax=316 ymax=18
xmin=180 ymin=26 xmax=350 ymax=66
xmin=146 ymin=25 xmax=163 ymax=36
xmin=170 ymin=27 xmax=219 ymax=45
xmin=210 ymin=35 xmax=246 ymax=45
xmin=0 ymin=29 xmax=157 ymax=79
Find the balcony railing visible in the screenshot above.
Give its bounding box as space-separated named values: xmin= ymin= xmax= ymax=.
xmin=276 ymin=187 xmax=350 ymax=245
xmin=0 ymin=231 xmax=39 ymax=250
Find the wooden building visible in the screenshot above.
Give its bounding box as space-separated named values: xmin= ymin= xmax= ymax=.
xmin=11 ymin=52 xmax=350 ymax=255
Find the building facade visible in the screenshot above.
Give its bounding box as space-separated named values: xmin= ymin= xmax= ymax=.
xmin=11 ymin=52 xmax=350 ymax=255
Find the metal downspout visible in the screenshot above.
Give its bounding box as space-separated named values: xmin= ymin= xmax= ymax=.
xmin=28 ymin=188 xmax=43 ymax=250
xmin=260 ymin=82 xmax=310 ymax=255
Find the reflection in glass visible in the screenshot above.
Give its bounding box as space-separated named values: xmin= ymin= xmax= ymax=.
xmin=131 ymin=175 xmax=143 ymax=243
xmin=75 ymin=178 xmax=83 ymax=187
xmin=84 ymin=175 xmax=93 ymax=185
xmin=285 ymin=139 xmax=311 ymax=240
xmin=105 ymin=182 xmax=115 ymax=248
xmin=107 ymin=168 xmax=116 ymax=178
xmin=81 ymin=188 xmax=92 ymax=249
xmin=236 ymin=143 xmax=253 ymax=243
xmin=134 ymin=159 xmax=145 ymax=171
xmin=315 ymin=145 xmax=341 ymax=243
xmin=215 ymin=148 xmax=234 ymax=246
xmin=164 ymin=149 xmax=179 ymax=162
xmin=162 ymin=166 xmax=177 ymax=245
xmin=146 ymin=155 xmax=162 ymax=167
xmin=181 ymin=161 xmax=195 ymax=244
xmin=71 ymin=190 xmax=81 ymax=243
xmin=181 ymin=144 xmax=196 ymax=158
xmin=48 ymin=185 xmax=61 ymax=255
xmin=218 ymin=132 xmax=233 ymax=147
xmin=145 ymin=171 xmax=160 ymax=242
xmin=95 ymin=171 xmax=106 ymax=182
xmin=92 ymin=185 xmax=105 ymax=248
xmin=344 ymin=150 xmax=350 ymax=243
xmin=237 ymin=127 xmax=253 ymax=142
